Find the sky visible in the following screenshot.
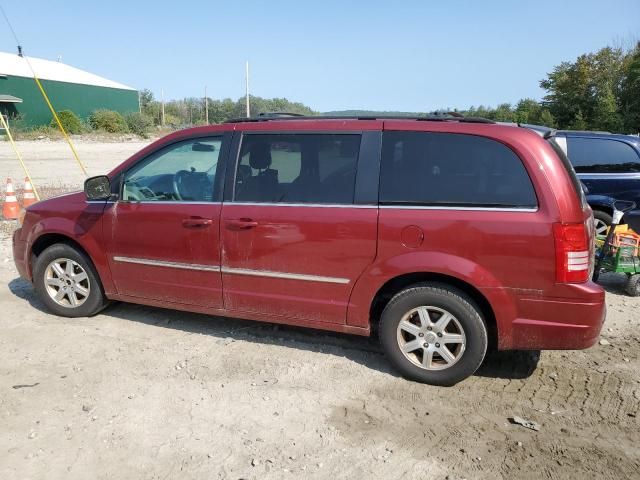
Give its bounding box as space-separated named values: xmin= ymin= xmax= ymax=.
xmin=1 ymin=1 xmax=639 ymax=112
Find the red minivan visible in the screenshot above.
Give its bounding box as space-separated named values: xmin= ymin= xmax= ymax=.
xmin=12 ymin=115 xmax=606 ymax=385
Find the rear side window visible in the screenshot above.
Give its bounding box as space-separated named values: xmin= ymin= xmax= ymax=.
xmin=380 ymin=132 xmax=537 ymax=208
xmin=566 ymin=137 xmax=640 ymax=173
xmin=234 ymin=134 xmax=360 ymax=204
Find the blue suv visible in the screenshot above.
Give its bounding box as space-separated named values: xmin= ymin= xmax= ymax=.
xmin=517 ymin=125 xmax=640 ymax=234
xmin=552 ymin=131 xmax=640 ymax=234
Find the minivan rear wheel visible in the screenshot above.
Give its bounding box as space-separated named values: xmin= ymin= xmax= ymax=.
xmin=34 ymin=243 xmax=108 ymax=317
xmin=379 ymin=283 xmax=488 ymax=386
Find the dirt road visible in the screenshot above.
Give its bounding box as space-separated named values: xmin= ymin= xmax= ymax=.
xmin=0 ymin=140 xmax=639 ymax=479
xmin=0 ymin=235 xmax=639 ymax=480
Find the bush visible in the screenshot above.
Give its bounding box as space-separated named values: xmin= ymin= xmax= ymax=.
xmin=162 ymin=113 xmax=180 ymax=128
xmin=89 ymin=109 xmax=128 ymax=133
xmin=125 ymin=112 xmax=153 ymax=137
xmin=50 ymin=110 xmax=83 ymax=134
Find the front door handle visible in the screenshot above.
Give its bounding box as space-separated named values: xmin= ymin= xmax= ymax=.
xmin=182 ymin=218 xmax=213 ymax=228
xmin=225 ymin=218 xmax=258 ymax=230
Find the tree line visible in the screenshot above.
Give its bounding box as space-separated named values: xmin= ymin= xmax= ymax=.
xmin=463 ymin=42 xmax=639 ymax=133
xmin=140 ymin=42 xmax=640 ymax=134
xmin=139 ymin=92 xmax=314 ymax=127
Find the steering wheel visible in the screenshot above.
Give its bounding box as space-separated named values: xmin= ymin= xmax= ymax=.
xmin=172 ymin=170 xmax=191 ymax=200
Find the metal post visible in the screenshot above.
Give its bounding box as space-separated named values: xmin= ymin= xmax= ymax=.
xmin=204 ymin=85 xmax=209 ymax=124
xmin=161 ymin=88 xmax=165 ymax=126
xmin=245 ymin=61 xmax=250 ymax=118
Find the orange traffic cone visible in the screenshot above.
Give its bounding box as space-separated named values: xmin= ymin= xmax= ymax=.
xmin=2 ymin=178 xmax=20 ymax=219
xmin=22 ymin=177 xmax=36 ymax=208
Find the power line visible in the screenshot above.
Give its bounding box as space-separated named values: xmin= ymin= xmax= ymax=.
xmin=0 ymin=4 xmax=21 ymax=47
xmin=0 ymin=3 xmax=89 ymax=176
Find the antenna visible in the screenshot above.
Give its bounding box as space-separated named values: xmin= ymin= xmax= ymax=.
xmin=245 ymin=61 xmax=250 ymax=118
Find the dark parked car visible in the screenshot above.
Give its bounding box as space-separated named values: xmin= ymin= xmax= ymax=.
xmin=509 ymin=125 xmax=640 ymax=235
xmin=12 ymin=115 xmax=605 ymax=385
xmin=552 ymin=131 xmax=640 ymax=235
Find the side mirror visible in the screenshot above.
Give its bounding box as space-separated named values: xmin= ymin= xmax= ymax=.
xmin=84 ymin=175 xmax=111 ymax=200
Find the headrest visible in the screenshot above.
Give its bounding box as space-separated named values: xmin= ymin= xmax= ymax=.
xmin=249 ymin=142 xmax=272 ymax=170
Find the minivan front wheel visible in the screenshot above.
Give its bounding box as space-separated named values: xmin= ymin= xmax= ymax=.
xmin=34 ymin=243 xmax=108 ymax=317
xmin=379 ymin=283 xmax=488 ymax=386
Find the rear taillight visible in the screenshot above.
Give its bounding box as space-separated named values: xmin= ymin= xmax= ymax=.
xmin=553 ymin=223 xmax=590 ymax=283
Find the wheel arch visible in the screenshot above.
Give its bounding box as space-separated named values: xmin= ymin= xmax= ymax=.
xmin=31 ymin=233 xmax=89 ymax=259
xmin=591 ymin=205 xmax=614 ymax=217
xmin=587 ymin=196 xmax=615 ymax=217
xmin=369 ymin=272 xmax=498 ymax=349
xmin=27 ymin=231 xmax=115 ymax=295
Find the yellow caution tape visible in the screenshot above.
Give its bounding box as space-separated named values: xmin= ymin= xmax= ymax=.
xmin=0 ymin=113 xmax=40 ymax=201
xmin=33 ymin=75 xmax=89 ymax=177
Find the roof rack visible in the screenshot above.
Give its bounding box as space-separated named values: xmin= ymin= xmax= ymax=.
xmin=224 ymin=113 xmax=495 ymax=124
xmin=256 ymin=112 xmax=306 ymax=118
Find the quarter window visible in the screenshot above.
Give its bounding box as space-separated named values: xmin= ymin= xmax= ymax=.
xmin=566 ymin=137 xmax=640 ymax=173
xmin=122 ymin=137 xmax=221 ymax=202
xmin=380 ymin=132 xmax=537 ymax=208
xmin=234 ymin=134 xmax=360 ymax=204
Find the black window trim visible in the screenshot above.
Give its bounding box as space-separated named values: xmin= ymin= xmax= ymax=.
xmin=377 ymin=131 xmax=540 ymax=211
xmin=223 ymin=130 xmax=372 ymax=206
xmin=118 ymin=132 xmax=232 ymax=204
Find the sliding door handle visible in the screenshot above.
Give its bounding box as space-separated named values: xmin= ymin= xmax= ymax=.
xmin=182 ymin=218 xmax=213 ymax=228
xmin=225 ymin=218 xmax=258 ymax=230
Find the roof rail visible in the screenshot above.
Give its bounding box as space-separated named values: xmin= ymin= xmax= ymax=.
xmin=224 ymin=113 xmax=496 ymax=124
xmin=257 ymin=112 xmax=306 ymax=118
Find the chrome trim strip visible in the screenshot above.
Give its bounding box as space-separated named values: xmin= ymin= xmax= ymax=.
xmin=577 ymin=173 xmax=640 ymax=179
xmin=118 ymin=201 xmax=221 ymax=205
xmin=112 ymin=257 xmax=347 ymax=283
xmin=225 ymin=202 xmax=376 ymax=209
xmin=87 ymin=201 xmax=221 ymax=205
xmin=113 ymin=256 xmax=221 ymax=272
xmin=378 ymin=205 xmax=538 ymax=212
xmin=221 ymin=267 xmax=350 ymax=284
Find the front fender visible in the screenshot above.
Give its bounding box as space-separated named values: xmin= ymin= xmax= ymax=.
xmin=24 ymin=212 xmax=115 ymax=295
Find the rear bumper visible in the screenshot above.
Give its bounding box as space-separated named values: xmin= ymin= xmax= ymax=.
xmin=12 ymin=228 xmax=29 ymax=280
xmin=500 ymin=282 xmax=606 ymax=350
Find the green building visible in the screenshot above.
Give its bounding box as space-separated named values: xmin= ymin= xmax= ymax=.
xmin=0 ymin=51 xmax=138 ymax=128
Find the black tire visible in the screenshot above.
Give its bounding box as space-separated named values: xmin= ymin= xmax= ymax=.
xmin=33 ymin=243 xmax=108 ymax=317
xmin=593 ymin=210 xmax=613 ymax=237
xmin=379 ymin=283 xmax=488 ymax=386
xmin=626 ymin=275 xmax=640 ymax=297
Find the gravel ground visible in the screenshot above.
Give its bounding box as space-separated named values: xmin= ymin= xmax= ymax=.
xmin=0 ymin=140 xmax=639 ymax=479
xmin=0 ymin=137 xmax=152 ymax=189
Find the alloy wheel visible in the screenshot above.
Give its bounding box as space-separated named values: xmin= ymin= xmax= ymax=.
xmin=44 ymin=258 xmax=91 ymax=308
xmin=594 ymin=218 xmax=609 ymax=236
xmin=396 ymin=306 xmax=466 ymax=370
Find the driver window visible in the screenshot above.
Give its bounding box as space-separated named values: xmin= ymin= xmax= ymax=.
xmin=122 ymin=137 xmax=222 ymax=202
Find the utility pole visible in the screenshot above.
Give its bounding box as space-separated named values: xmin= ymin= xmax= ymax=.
xmin=204 ymin=85 xmax=209 ymax=124
xmin=161 ymin=88 xmax=165 ymax=127
xmin=245 ymin=61 xmax=250 ymax=118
